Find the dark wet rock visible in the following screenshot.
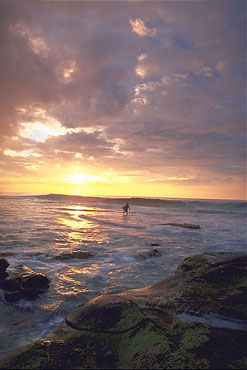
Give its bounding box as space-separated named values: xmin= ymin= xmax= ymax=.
xmin=52 ymin=250 xmax=95 ymax=260
xmin=0 ymin=252 xmax=246 ymax=369
xmin=0 ymin=271 xmax=9 ymax=280
xmin=162 ymin=222 xmax=201 ymax=229
xmin=0 ymin=258 xmax=9 ymax=281
xmin=175 ymin=252 xmax=247 ymax=283
xmin=0 ymin=252 xmax=13 ymax=257
xmin=137 ymin=248 xmax=162 ymax=258
xmin=0 ymin=258 xmax=9 ymax=271
xmin=0 ymin=265 xmax=50 ymax=303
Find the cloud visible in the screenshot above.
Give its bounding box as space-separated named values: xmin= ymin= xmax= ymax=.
xmin=129 ymin=18 xmax=156 ymax=37
xmin=45 ymin=130 xmax=114 ymax=160
xmin=0 ymin=0 xmax=245 ymax=198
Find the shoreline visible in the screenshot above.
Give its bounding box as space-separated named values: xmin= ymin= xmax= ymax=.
xmin=1 ymin=251 xmax=246 ymax=369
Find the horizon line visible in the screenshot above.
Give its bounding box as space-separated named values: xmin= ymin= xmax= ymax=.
xmin=0 ymin=191 xmax=245 ymax=202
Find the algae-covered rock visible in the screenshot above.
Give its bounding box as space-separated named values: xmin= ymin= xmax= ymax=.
xmin=0 ymin=252 xmax=246 ymax=369
xmin=66 ymin=295 xmax=144 ymax=332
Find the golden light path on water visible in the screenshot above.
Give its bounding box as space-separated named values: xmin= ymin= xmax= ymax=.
xmin=57 ymin=206 xmax=110 ymax=246
xmin=54 ymin=206 xmax=109 ymax=296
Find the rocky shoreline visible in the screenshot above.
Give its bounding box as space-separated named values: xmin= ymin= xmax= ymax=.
xmin=0 ymin=251 xmax=246 ymax=369
xmin=0 ymin=260 xmax=50 ymax=303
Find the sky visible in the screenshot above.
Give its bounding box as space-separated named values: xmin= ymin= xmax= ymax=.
xmin=0 ymin=0 xmax=246 ymax=200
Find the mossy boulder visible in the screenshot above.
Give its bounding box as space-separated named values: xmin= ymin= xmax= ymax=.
xmin=0 ymin=252 xmax=246 ymax=369
xmin=66 ymin=295 xmax=144 ymax=332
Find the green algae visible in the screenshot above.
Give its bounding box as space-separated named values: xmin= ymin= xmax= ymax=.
xmin=0 ymin=314 xmax=231 ymax=369
xmin=111 ymin=316 xmax=212 ymax=369
xmin=66 ymin=297 xmax=144 ymax=333
xmin=229 ymin=357 xmax=247 ymax=369
xmin=0 ymin=333 xmax=101 ymax=369
xmin=1 ymin=315 xmax=244 ymax=370
xmin=225 ymin=277 xmax=247 ymax=295
xmin=180 ymin=326 xmax=209 ymax=350
xmin=1 ymin=299 xmax=245 ymax=370
xmin=115 ymin=321 xmax=171 ymax=368
xmin=1 ymin=253 xmax=246 ymax=369
xmin=165 ymin=350 xmax=210 ymax=369
xmin=196 ymin=327 xmax=247 ymax=370
xmin=108 ymin=301 xmax=144 ymax=332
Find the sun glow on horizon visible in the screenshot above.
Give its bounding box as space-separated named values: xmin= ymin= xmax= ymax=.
xmin=63 ymin=173 xmax=104 ymax=185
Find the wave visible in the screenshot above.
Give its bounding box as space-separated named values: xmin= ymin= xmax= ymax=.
xmin=193 ymin=209 xmax=246 ymax=215
xmin=36 ymin=193 xmax=187 ymax=208
xmin=59 ymin=207 xmax=113 ymax=213
xmin=3 ymin=193 xmax=245 ymax=214
xmin=35 ymin=193 xmax=246 ymax=211
xmin=78 ymin=214 xmax=144 ymax=230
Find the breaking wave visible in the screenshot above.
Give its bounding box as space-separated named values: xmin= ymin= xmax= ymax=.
xmin=34 ymin=194 xmax=246 ymax=214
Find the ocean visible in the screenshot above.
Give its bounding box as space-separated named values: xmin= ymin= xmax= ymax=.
xmin=0 ymin=194 xmax=246 ymax=359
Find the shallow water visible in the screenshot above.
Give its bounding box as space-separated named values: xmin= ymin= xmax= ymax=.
xmin=177 ymin=313 xmax=247 ymax=331
xmin=0 ymin=194 xmax=246 ymax=359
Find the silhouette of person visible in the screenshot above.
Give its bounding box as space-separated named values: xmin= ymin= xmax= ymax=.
xmin=122 ymin=202 xmax=130 ymax=214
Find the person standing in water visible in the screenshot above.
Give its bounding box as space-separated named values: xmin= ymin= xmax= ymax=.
xmin=122 ymin=202 xmax=130 ymax=214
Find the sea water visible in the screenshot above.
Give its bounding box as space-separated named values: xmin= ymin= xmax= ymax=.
xmin=0 ymin=194 xmax=246 ymax=359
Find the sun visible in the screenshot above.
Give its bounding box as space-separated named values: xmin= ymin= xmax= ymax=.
xmin=63 ymin=173 xmax=103 ymax=185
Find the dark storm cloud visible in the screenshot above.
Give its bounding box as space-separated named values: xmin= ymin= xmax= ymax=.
xmin=45 ymin=131 xmax=113 ymax=158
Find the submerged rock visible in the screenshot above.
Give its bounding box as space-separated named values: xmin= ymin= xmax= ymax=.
xmin=0 ymin=264 xmax=50 ymax=303
xmin=52 ymin=250 xmax=95 ymax=260
xmin=136 ymin=248 xmax=162 ymax=258
xmin=0 ymin=252 xmax=246 ymax=369
xmin=161 ymin=222 xmax=201 ymax=229
xmin=0 ymin=252 xmax=13 ymax=257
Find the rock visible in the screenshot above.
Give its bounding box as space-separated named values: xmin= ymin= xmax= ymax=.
xmin=137 ymin=248 xmax=162 ymax=258
xmin=0 ymin=258 xmax=9 ymax=281
xmin=161 ymin=223 xmax=201 ymax=229
xmin=0 ymin=252 xmax=246 ymax=369
xmin=175 ymin=252 xmax=247 ymax=283
xmin=0 ymin=271 xmax=9 ymax=280
xmin=0 ymin=258 xmax=9 ymax=271
xmin=0 ymin=264 xmax=50 ymax=303
xmin=66 ymin=295 xmax=144 ymax=333
xmin=52 ymin=250 xmax=95 ymax=260
xmin=0 ymin=252 xmax=13 ymax=257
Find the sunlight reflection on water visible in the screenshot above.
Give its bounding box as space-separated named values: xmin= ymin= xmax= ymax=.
xmin=57 ymin=207 xmax=110 ymax=245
